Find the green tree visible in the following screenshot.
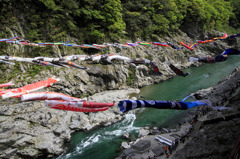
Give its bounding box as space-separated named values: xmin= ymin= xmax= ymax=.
xmin=101 ymin=0 xmax=126 ymax=40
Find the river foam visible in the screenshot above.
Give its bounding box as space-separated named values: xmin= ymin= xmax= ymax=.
xmin=59 ymin=113 xmax=139 ymax=159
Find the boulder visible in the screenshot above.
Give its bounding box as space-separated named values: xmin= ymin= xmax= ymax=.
xmin=152 ymin=145 xmax=164 ymax=156
xmin=122 ymin=132 xmax=130 ymax=139
xmin=132 ymin=140 xmax=151 ymax=152
xmin=120 ymin=148 xmax=135 ymax=158
xmin=121 ymin=142 xmax=131 ymax=149
xmin=138 ymin=128 xmax=150 ymax=138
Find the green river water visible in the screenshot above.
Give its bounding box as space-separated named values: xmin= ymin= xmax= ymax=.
xmin=57 ymin=56 xmax=240 ymax=159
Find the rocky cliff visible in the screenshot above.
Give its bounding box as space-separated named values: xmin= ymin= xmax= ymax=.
xmin=171 ymin=67 xmax=240 ymax=159
xmin=0 ymin=30 xmax=239 ymax=158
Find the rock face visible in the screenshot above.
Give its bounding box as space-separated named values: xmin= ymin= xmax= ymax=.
xmin=172 ymin=115 xmax=240 ymax=159
xmin=193 ymin=66 xmax=240 ymax=109
xmin=2 ymin=31 xmax=234 ymax=96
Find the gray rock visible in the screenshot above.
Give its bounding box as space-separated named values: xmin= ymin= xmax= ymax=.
xmin=150 ymin=129 xmax=161 ymax=135
xmin=121 ymin=148 xmax=135 ymax=157
xmin=152 ymin=145 xmax=164 ymax=156
xmin=121 ymin=142 xmax=131 ymax=149
xmin=17 ymin=147 xmax=39 ymax=158
xmin=122 ymin=132 xmax=130 ymax=139
xmin=0 ymin=148 xmax=18 ymax=159
xmin=138 ymin=128 xmax=150 ymax=138
xmin=132 ymin=140 xmax=151 ymax=152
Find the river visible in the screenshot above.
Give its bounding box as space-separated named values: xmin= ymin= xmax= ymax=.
xmin=57 ymin=56 xmax=240 ymax=159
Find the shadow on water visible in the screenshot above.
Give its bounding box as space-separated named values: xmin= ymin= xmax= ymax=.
xmin=58 ymin=56 xmax=240 ymax=159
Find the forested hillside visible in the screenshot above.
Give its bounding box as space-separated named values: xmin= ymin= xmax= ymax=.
xmin=0 ymin=0 xmax=239 ymax=44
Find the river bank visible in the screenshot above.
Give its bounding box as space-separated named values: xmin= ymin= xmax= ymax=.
xmin=116 ymin=67 xmax=240 ymax=159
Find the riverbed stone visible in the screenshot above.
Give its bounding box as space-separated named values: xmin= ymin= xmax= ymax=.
xmin=122 ymin=132 xmax=130 ymax=139
xmin=138 ymin=128 xmax=150 ymax=138
xmin=132 ymin=140 xmax=151 ymax=152
xmin=121 ymin=148 xmax=135 ymax=157
xmin=152 ymin=145 xmax=164 ymax=156
xmin=121 ymin=142 xmax=131 ymax=149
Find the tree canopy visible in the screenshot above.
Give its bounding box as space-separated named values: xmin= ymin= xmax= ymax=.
xmin=0 ymin=0 xmax=239 ymax=43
